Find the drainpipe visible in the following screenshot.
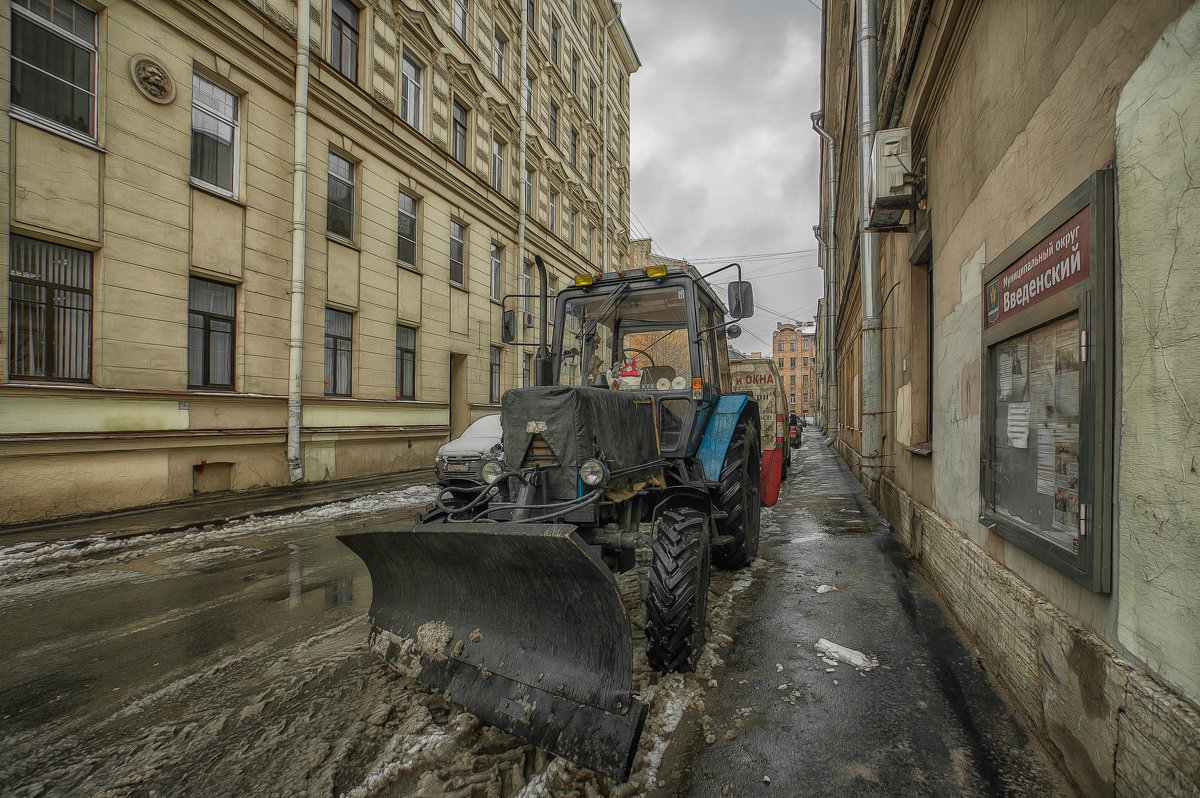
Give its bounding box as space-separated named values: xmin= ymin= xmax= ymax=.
xmin=603 ymin=4 xmax=622 ymax=272
xmin=518 ymin=1 xmax=529 ymax=338
xmin=857 ymin=0 xmax=883 ymax=486
xmin=286 ymin=0 xmax=311 ymax=484
xmin=811 ymin=112 xmax=837 ymax=439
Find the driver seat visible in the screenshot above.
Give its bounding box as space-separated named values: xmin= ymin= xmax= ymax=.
xmin=640 ymin=365 xmax=677 ymax=387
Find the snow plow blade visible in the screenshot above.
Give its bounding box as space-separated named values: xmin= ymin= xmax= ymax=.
xmin=337 ymin=522 xmax=648 ymax=781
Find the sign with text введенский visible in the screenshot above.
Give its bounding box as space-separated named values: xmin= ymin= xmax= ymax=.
xmin=985 ymin=206 xmax=1091 ymax=329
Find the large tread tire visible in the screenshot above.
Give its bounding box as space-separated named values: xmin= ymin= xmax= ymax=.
xmin=644 ymin=507 xmax=710 ymax=673
xmin=712 ymin=418 xmax=762 ymax=570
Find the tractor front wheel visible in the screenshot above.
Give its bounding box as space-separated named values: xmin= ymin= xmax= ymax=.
xmin=644 ymin=507 xmax=710 ymax=673
xmin=712 ymin=418 xmax=761 ymax=569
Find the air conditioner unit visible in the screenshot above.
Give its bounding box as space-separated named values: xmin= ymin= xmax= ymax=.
xmin=868 ymin=127 xmax=916 ymax=229
xmin=523 ymin=311 xmax=536 ymax=328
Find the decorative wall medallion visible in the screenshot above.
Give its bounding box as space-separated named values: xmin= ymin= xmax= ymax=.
xmin=129 ymin=55 xmax=176 ymax=104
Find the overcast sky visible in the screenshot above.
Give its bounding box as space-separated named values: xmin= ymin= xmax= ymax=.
xmin=620 ymin=0 xmax=826 ymax=355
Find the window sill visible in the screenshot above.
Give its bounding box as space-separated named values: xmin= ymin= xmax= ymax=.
xmin=10 ymin=108 xmax=104 ymax=152
xmin=327 ymin=234 xmax=359 ymax=251
xmin=189 ymin=179 xmax=243 ymax=206
xmin=904 ymin=441 xmax=934 ymax=457
xmin=398 ymin=261 xmax=420 ymax=272
xmin=450 ymin=281 xmax=469 ymax=294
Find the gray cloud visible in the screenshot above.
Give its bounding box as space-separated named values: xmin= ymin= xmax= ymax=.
xmin=623 ymin=0 xmax=826 ymax=346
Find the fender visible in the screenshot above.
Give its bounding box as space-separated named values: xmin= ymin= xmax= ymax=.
xmin=696 ymin=394 xmax=752 ymax=482
xmin=651 ymin=485 xmax=713 ymax=518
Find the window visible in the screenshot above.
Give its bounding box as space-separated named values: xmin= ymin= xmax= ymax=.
xmin=548 ymin=276 xmax=558 ymax=324
xmin=778 ymin=341 xmax=784 ymax=352
xmin=524 ymin=70 xmax=535 ymax=117
xmin=803 ymin=392 xmax=809 ymax=403
xmin=587 ymin=225 xmax=595 ymax=261
xmin=453 ymin=0 xmax=468 ymax=40
xmin=569 ymin=210 xmax=577 ymax=248
xmin=190 ymin=74 xmax=238 ymax=195
xmin=790 ymin=339 xmax=796 ymax=351
xmin=491 ymin=137 xmax=505 ymax=192
xmin=451 ymin=100 xmax=468 ymax=165
xmin=571 ymin=0 xmax=578 ymax=19
xmin=587 ymin=151 xmax=594 ymax=186
xmin=524 ymin=167 xmax=535 ymax=215
xmin=401 ymin=54 xmax=422 ymax=130
xmin=548 ymin=190 xmax=557 ymax=233
xmin=570 ymin=127 xmax=578 ymax=166
xmin=520 ymin=261 xmax=532 ymax=312
xmin=397 ymin=190 xmax=418 ymax=268
xmin=522 ymin=353 xmax=532 ymax=387
xmin=778 ymin=357 xmax=783 ymax=367
xmin=489 ymin=346 xmax=502 ymax=402
xmin=790 ymin=357 xmax=796 ymax=368
xmin=493 ymin=29 xmax=506 ymax=81
xmin=331 ymin=0 xmax=359 ymax=82
xmin=550 ymin=16 xmax=559 ymax=63
xmin=618 ymin=189 xmax=624 ymax=220
xmin=803 ymin=374 xmax=809 ymax=387
xmin=803 ymin=356 xmax=809 ymax=367
xmin=589 ymin=14 xmax=596 ymax=49
xmin=588 ymin=79 xmax=596 ymax=118
xmin=548 ymin=102 xmax=558 ymax=145
xmin=8 ymin=235 xmax=91 ymax=381
xmin=490 ymin=244 xmax=503 ymax=302
xmin=327 ymin=151 xmax=355 ymax=240
xmin=396 ymin=325 xmax=416 ymax=399
xmin=324 ymin=308 xmax=352 ymax=396
xmin=11 ymin=0 xmax=96 ymax=138
xmin=187 ymin=277 xmax=235 ymax=390
xmin=571 ymin=53 xmax=579 ymax=94
xmin=526 ymin=0 xmax=535 ymax=27
xmin=789 ymin=375 xmax=795 ymax=387
xmin=449 ymin=220 xmax=466 ymax=286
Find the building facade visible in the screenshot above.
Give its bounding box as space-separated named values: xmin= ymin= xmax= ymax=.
xmin=772 ymin=322 xmax=816 ymax=419
xmin=0 ymin=0 xmax=639 ymax=524
xmin=817 ymin=0 xmax=1199 ymax=793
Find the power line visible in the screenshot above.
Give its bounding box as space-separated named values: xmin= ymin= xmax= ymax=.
xmin=688 ymin=247 xmax=819 ymax=264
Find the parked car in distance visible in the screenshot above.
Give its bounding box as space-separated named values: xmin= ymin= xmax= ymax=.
xmin=434 ymin=414 xmax=503 ymax=485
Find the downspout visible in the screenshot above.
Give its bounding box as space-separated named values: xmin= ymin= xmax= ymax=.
xmin=287 ymin=0 xmax=312 ymax=484
xmin=518 ymin=1 xmax=528 ymax=340
xmin=857 ymin=0 xmax=883 ymax=486
xmin=602 ymin=5 xmax=622 ymax=272
xmin=811 ymin=113 xmax=837 ymax=440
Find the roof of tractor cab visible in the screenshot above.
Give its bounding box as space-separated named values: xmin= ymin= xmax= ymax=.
xmin=561 ymin=265 xmax=730 ymax=316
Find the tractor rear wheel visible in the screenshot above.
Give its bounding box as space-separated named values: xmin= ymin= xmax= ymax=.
xmin=644 ymin=507 xmax=710 ymax=672
xmin=712 ymin=418 xmax=761 ymax=569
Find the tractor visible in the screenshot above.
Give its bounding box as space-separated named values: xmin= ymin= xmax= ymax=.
xmin=338 ymin=257 xmax=776 ymax=780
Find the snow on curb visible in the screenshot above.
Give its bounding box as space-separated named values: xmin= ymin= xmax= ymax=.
xmin=813 ymin=638 xmax=879 ymax=670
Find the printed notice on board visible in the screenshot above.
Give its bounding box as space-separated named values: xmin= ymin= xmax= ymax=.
xmin=1007 ymin=402 xmax=1030 ymax=448
xmin=1036 ymin=425 xmax=1055 ymax=494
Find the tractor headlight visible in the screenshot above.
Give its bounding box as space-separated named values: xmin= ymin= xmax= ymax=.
xmin=656 ymin=377 xmax=671 ymax=391
xmin=579 ymin=458 xmax=609 ymax=487
xmin=671 ymin=376 xmax=687 ymax=390
xmin=481 ymin=459 xmax=505 ymax=484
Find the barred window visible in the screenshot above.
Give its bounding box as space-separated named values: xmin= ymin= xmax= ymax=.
xmin=396 ymin=324 xmax=416 ymax=399
xmin=324 ymin=308 xmax=353 ymax=396
xmin=11 ymin=0 xmax=96 ymax=138
xmin=397 ymin=190 xmax=418 ymax=268
xmin=331 ymin=0 xmax=359 ymax=82
xmin=489 ymin=346 xmax=502 ymax=403
xmin=190 ymin=74 xmax=238 ymax=194
xmin=188 ymin=277 xmax=235 ymax=390
xmin=8 ymin=235 xmax=91 ymax=382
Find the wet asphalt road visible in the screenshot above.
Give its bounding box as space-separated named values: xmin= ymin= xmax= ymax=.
xmin=652 ymin=439 xmax=1071 ymax=797
xmin=0 ymin=443 xmax=1073 ymax=796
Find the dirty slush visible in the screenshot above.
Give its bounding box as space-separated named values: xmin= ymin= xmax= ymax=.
xmin=0 ymin=496 xmax=781 ymax=798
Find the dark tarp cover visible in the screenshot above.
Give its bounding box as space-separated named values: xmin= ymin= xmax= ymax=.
xmin=501 ymin=385 xmax=661 ymax=498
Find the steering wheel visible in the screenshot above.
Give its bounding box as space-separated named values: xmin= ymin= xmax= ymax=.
xmin=613 ymin=347 xmax=656 ymax=370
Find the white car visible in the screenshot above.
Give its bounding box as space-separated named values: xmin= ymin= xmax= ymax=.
xmin=434 ymin=414 xmax=504 ymax=485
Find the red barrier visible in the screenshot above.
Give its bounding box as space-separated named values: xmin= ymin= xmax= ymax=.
xmin=760 ymin=446 xmax=783 ymax=507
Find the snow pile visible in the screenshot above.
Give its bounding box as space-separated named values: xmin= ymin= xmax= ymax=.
xmin=813 ymin=638 xmax=879 ymax=671
xmin=0 ymin=483 xmax=439 ymax=586
xmin=815 ymin=584 xmax=838 ymax=594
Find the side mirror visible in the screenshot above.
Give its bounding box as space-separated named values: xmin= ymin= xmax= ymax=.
xmin=725 ymin=323 xmax=742 ymax=340
xmin=728 ymin=281 xmax=755 ymax=320
xmin=501 ymin=309 xmax=517 ymax=343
